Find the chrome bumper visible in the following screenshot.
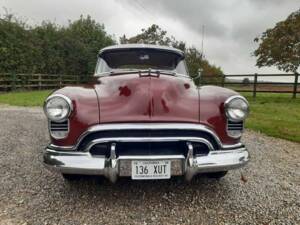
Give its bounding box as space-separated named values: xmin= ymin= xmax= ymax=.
xmin=43 ymin=145 xmax=249 ymax=182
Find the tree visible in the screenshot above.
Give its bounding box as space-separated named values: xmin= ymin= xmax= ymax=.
xmin=120 ymin=24 xmax=186 ymax=51
xmin=120 ymin=24 xmax=223 ymax=84
xmin=0 ymin=14 xmax=37 ymax=73
xmin=31 ymin=22 xmax=65 ymax=74
xmin=254 ymin=9 xmax=300 ymax=73
xmin=62 ymin=15 xmax=115 ymax=75
xmin=185 ymin=47 xmax=223 ymax=85
xmin=242 ymin=78 xmax=250 ymax=86
xmin=0 ymin=14 xmax=115 ymax=75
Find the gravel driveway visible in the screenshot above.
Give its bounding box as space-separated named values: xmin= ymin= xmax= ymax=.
xmin=0 ymin=106 xmax=299 ymax=225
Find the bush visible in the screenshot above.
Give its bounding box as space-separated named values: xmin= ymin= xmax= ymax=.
xmin=0 ymin=14 xmax=115 ymax=75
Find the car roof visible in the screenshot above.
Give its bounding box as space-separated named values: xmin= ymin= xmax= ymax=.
xmin=98 ymin=44 xmax=184 ymax=57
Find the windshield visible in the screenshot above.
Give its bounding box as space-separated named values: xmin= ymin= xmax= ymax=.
xmin=95 ymin=48 xmax=188 ymax=76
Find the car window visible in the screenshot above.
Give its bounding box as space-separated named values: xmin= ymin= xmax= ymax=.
xmin=95 ymin=49 xmax=188 ymax=76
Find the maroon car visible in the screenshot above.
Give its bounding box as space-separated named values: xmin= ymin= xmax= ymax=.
xmin=43 ymin=44 xmax=249 ymax=182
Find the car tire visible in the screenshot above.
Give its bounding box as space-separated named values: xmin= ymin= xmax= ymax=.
xmin=206 ymin=171 xmax=228 ymax=179
xmin=62 ymin=173 xmax=81 ymax=181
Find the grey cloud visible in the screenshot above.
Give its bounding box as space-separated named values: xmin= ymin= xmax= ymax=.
xmin=250 ymin=0 xmax=289 ymax=7
xmin=120 ymin=0 xmax=299 ymax=73
xmin=121 ymin=0 xmax=229 ymax=37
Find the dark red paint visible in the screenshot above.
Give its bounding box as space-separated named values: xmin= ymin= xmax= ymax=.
xmin=184 ymin=83 xmax=190 ymax=89
xmin=50 ymin=72 xmax=241 ymax=147
xmin=119 ymin=86 xmax=131 ymax=97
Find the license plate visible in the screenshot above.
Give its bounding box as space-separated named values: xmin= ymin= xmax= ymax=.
xmin=131 ymin=160 xmax=171 ymax=180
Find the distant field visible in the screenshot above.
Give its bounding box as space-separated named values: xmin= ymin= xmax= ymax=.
xmin=224 ymin=83 xmax=299 ymax=95
xmin=0 ymin=90 xmax=299 ymax=143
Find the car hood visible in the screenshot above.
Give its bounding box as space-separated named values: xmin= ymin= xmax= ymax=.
xmin=94 ymin=73 xmax=200 ymax=123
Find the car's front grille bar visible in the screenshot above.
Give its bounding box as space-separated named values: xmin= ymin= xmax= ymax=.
xmin=89 ymin=140 xmax=211 ymax=158
xmin=49 ymin=123 xmax=244 ymax=151
xmin=227 ymin=120 xmax=244 ymax=130
xmin=85 ymin=137 xmax=215 ymax=152
xmin=227 ymin=120 xmax=244 ymax=138
xmin=49 ymin=120 xmax=69 ymax=139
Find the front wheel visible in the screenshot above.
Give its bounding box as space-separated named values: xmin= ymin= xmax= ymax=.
xmin=206 ymin=171 xmax=228 ymax=179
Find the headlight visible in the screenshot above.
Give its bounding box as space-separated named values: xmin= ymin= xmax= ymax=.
xmin=224 ymin=96 xmax=249 ymax=122
xmin=44 ymin=94 xmax=73 ymax=122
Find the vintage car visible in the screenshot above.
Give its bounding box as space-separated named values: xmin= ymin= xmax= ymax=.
xmin=43 ymin=44 xmax=249 ymax=182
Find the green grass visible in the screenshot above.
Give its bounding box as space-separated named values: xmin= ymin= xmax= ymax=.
xmin=0 ymin=90 xmax=299 ymax=143
xmin=243 ymin=93 xmax=300 ymax=143
xmin=0 ymin=90 xmax=52 ymax=107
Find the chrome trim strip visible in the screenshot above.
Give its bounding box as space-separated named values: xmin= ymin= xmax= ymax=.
xmin=222 ymin=143 xmax=243 ymax=149
xmin=98 ymin=44 xmax=184 ymax=57
xmin=49 ymin=144 xmax=75 ymax=150
xmin=45 ymin=148 xmax=90 ymax=156
xmin=48 ymin=123 xmax=243 ymax=151
xmin=85 ymin=137 xmax=215 ymax=152
xmin=49 ymin=142 xmax=243 ymax=151
xmin=86 ymin=123 xmax=222 ymax=148
xmin=118 ymin=155 xmax=185 ymax=160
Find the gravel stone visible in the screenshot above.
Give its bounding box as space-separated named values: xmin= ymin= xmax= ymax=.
xmin=0 ymin=106 xmax=299 ymax=225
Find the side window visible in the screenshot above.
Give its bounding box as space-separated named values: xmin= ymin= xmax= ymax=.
xmin=95 ymin=58 xmax=111 ymax=74
xmin=175 ymin=60 xmax=189 ymax=75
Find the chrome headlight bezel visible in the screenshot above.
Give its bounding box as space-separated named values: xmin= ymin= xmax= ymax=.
xmin=44 ymin=94 xmax=73 ymax=122
xmin=224 ymin=95 xmax=249 ymax=122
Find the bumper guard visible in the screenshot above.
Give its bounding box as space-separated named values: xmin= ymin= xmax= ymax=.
xmin=43 ymin=143 xmax=249 ymax=182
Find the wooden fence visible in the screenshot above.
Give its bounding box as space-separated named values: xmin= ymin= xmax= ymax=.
xmin=0 ymin=73 xmax=89 ymax=92
xmin=201 ymin=73 xmax=299 ymax=98
xmin=0 ymin=73 xmax=299 ymax=98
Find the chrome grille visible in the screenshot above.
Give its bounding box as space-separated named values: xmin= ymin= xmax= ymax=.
xmin=89 ymin=141 xmax=210 ymax=157
xmin=227 ymin=121 xmax=244 ymax=130
xmin=49 ymin=120 xmax=69 ymax=139
xmin=78 ymin=129 xmax=219 ymax=151
xmin=227 ymin=120 xmax=244 ymax=138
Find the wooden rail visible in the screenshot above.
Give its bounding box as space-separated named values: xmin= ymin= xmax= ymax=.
xmin=201 ymin=73 xmax=299 ymax=98
xmin=0 ymin=74 xmax=90 ymax=92
xmin=0 ymin=73 xmax=299 ymax=98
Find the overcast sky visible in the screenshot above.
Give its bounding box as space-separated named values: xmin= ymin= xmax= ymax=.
xmin=1 ymin=0 xmax=299 ymax=76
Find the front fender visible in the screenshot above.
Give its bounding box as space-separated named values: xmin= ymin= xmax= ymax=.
xmin=199 ymin=85 xmax=243 ymax=145
xmin=48 ymin=86 xmax=99 ymax=147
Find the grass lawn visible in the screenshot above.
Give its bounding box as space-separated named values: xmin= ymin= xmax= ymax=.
xmin=243 ymin=93 xmax=300 ymax=143
xmin=0 ymin=90 xmax=299 ymax=143
xmin=0 ymin=90 xmax=52 ymax=107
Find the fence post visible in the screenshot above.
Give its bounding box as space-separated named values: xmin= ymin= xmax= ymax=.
xmin=76 ymin=75 xmax=80 ymax=84
xmin=38 ymin=74 xmax=42 ymax=90
xmin=59 ymin=74 xmax=62 ymax=88
xmin=10 ymin=73 xmax=16 ymax=91
xmin=253 ymin=73 xmax=258 ymax=98
xmin=293 ymin=73 xmax=298 ymax=99
xmin=221 ymin=75 xmax=225 ymax=87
